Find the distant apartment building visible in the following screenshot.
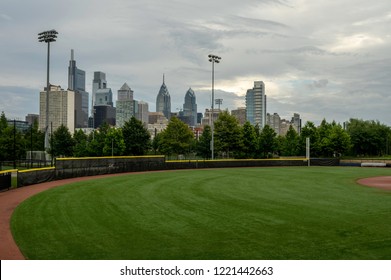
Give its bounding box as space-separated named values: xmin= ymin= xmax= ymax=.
xmin=279 ymin=119 xmax=291 ymax=136
xmin=267 ymin=113 xmax=301 ymax=136
xmin=68 ymin=49 xmax=89 ymax=128
xmin=116 ymin=83 xmax=134 ymax=127
xmin=201 ymin=108 xmax=221 ymax=126
xmin=246 ymin=81 xmax=266 ymax=128
xmin=291 ymin=113 xmax=301 ymax=134
xmin=267 ymin=113 xmax=281 ymax=135
xmin=25 ymin=114 xmax=39 ymax=126
xmin=231 ymin=107 xmax=246 ymax=125
xmin=39 ymin=85 xmax=75 ymax=133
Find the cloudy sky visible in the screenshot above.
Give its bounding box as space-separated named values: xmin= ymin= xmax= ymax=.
xmin=1 ymin=0 xmax=390 ymax=125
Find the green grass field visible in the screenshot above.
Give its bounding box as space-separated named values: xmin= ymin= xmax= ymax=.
xmin=11 ymin=167 xmax=391 ymax=260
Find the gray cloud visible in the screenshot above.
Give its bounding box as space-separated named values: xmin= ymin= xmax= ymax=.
xmin=0 ymin=0 xmax=390 ymax=126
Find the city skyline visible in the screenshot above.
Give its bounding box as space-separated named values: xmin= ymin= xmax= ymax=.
xmin=1 ymin=0 xmax=390 ymax=126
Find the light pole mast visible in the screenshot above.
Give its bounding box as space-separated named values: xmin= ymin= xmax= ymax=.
xmin=38 ymin=29 xmax=58 ymax=151
xmin=208 ymin=54 xmax=221 ymax=160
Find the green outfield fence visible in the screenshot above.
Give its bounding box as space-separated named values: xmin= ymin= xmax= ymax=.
xmin=12 ymin=156 xmax=340 ymax=188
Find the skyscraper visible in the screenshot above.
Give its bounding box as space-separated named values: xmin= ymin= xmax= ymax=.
xmin=183 ymin=88 xmax=197 ymax=126
xmin=291 ymin=113 xmax=301 ymax=134
xmin=91 ymin=71 xmax=115 ymax=128
xmin=156 ymin=75 xmax=171 ymax=120
xmin=95 ymin=88 xmax=113 ymax=106
xmin=136 ymin=101 xmax=149 ymax=126
xmin=116 ymin=83 xmax=134 ymax=127
xmin=231 ymin=107 xmax=246 ymax=125
xmin=246 ymin=81 xmax=266 ymax=128
xmin=267 ymin=113 xmax=281 ymax=135
xmin=92 ymin=71 xmax=107 ymax=106
xmin=39 ymin=85 xmax=75 ymax=133
xmin=68 ymin=49 xmax=89 ymax=128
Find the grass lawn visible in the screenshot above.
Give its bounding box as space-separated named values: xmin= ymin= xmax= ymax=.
xmin=11 ymin=167 xmax=391 ymax=260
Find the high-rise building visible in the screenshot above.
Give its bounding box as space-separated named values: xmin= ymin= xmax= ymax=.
xmin=183 ymin=88 xmax=197 ymax=126
xmin=116 ymin=83 xmax=134 ymax=127
xmin=92 ymin=71 xmax=108 ymax=107
xmin=201 ymin=108 xmax=221 ymax=126
xmin=267 ymin=113 xmax=281 ymax=135
xmin=68 ymin=50 xmax=89 ymax=128
xmin=231 ymin=107 xmax=246 ymax=125
xmin=280 ymin=119 xmax=291 ymax=136
xmin=94 ymin=88 xmax=113 ymax=106
xmin=91 ymin=71 xmax=115 ymax=128
xmin=291 ymin=113 xmax=301 ymax=134
xmin=93 ymin=105 xmax=116 ymax=128
xmin=25 ymin=114 xmax=39 ymax=126
xmin=136 ymin=101 xmax=149 ymax=126
xmin=156 ymin=75 xmax=171 ymax=120
xmin=246 ymin=81 xmax=266 ymax=128
xmin=39 ymin=85 xmax=75 ymax=133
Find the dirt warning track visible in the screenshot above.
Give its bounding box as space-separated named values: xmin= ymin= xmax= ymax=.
xmin=0 ymin=174 xmax=127 ymax=260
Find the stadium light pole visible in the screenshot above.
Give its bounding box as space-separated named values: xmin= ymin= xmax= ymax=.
xmin=208 ymin=54 xmax=221 ymax=160
xmin=38 ymin=29 xmax=58 ymax=151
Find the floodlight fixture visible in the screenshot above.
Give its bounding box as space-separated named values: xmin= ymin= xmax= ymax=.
xmin=38 ymin=29 xmax=58 ymax=153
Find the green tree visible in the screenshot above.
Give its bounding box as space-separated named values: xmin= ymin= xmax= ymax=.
xmin=299 ymin=121 xmax=320 ymax=157
xmin=328 ymin=123 xmax=351 ymax=156
xmin=196 ymin=125 xmax=212 ymax=159
xmin=214 ymin=111 xmax=241 ymax=158
xmin=73 ymin=129 xmax=89 ymax=157
xmin=258 ymin=125 xmax=277 ymax=158
xmin=346 ymin=119 xmax=390 ymax=156
xmin=122 ymin=116 xmax=151 ymax=155
xmin=0 ymin=111 xmax=7 ymax=133
xmin=103 ymin=128 xmax=125 ymax=156
xmin=318 ymin=119 xmax=334 ymax=157
xmin=159 ymin=116 xmax=195 ymax=157
xmin=0 ymin=124 xmax=26 ymax=162
xmin=152 ymin=132 xmax=162 ymax=155
xmin=283 ymin=125 xmax=300 ymax=156
xmin=0 ymin=112 xmax=9 ymax=161
xmin=87 ymin=123 xmax=111 ymax=156
xmin=50 ymin=125 xmax=74 ymax=157
xmin=241 ymin=121 xmax=257 ymax=158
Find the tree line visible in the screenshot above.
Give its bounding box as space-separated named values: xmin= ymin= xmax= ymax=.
xmin=1 ymin=111 xmax=390 ymax=164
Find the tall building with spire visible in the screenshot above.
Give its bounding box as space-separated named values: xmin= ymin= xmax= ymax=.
xmin=183 ymin=88 xmax=197 ymax=126
xmin=156 ymin=75 xmax=171 ymax=120
xmin=68 ymin=49 xmax=89 ymax=128
xmin=246 ymin=81 xmax=267 ymax=128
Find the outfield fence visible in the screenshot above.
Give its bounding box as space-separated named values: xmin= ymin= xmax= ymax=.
xmin=10 ymin=156 xmax=341 ymax=188
xmin=0 ymin=170 xmax=12 ymax=191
